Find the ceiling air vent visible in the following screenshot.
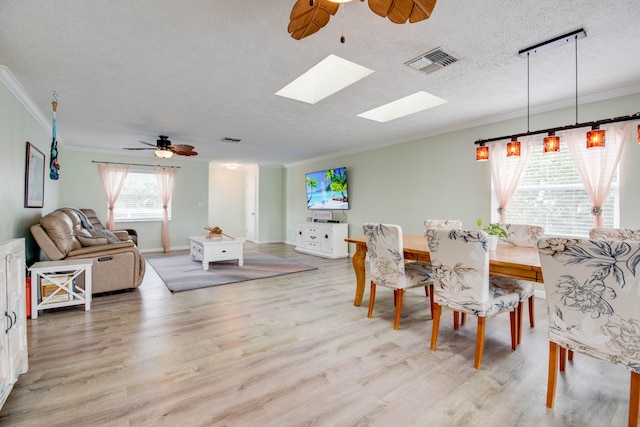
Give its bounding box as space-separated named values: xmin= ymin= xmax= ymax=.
xmin=221 ymin=137 xmax=241 ymax=143
xmin=405 ymin=48 xmax=459 ymax=75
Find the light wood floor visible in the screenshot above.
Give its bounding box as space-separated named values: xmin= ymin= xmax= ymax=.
xmin=1 ymin=243 xmax=634 ymax=426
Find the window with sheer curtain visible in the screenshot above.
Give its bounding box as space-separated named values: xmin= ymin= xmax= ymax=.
xmin=113 ymin=170 xmax=172 ymax=221
xmin=491 ymin=141 xmax=619 ymax=237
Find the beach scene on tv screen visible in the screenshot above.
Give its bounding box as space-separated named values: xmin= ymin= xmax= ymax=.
xmin=306 ymin=168 xmax=348 ymax=210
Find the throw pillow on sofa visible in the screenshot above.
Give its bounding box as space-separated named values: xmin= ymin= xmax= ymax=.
xmin=87 ymin=228 xmax=121 ymax=243
xmin=75 ymin=228 xmax=120 ymax=246
xmin=75 ymin=230 xmax=108 ymax=246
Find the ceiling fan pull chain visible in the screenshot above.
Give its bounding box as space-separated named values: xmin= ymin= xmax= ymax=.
xmin=340 ymin=3 xmax=345 ymax=43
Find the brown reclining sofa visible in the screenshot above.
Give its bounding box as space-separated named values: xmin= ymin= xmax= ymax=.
xmin=30 ymin=208 xmax=145 ymax=294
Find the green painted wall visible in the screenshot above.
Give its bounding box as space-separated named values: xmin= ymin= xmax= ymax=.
xmin=258 ymin=166 xmax=283 ymax=243
xmin=59 ymin=150 xmax=209 ymax=251
xmin=3 ymin=65 xmax=639 ymax=261
xmin=284 ymin=92 xmax=640 ymax=249
xmin=0 ymin=79 xmax=61 ymax=264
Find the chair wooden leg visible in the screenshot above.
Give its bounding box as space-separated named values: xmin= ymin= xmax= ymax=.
xmin=393 ymin=289 xmax=404 ymax=330
xmin=510 ymin=310 xmax=517 ymax=350
xmin=559 ymin=347 xmax=566 ymax=372
xmin=367 ymin=282 xmax=376 ymax=319
xmin=517 ymin=301 xmax=524 ymax=346
xmin=474 ymin=316 xmax=486 ymax=369
xmin=630 ymin=371 xmax=640 ymax=427
xmin=547 ymin=341 xmax=558 ymax=408
xmin=452 ymin=312 xmax=466 ymax=329
xmin=428 ymin=285 xmax=434 ymax=318
xmin=430 ymin=303 xmax=441 ymax=350
xmin=528 ymin=295 xmax=535 ymax=327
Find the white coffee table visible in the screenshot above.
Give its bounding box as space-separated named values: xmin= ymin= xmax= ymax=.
xmin=189 ymin=236 xmax=245 ymax=270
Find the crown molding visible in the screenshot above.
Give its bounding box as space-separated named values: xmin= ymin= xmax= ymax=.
xmin=0 ymin=65 xmax=51 ymax=135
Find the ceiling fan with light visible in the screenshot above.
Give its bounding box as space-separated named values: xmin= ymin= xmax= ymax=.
xmin=288 ymin=0 xmax=437 ymax=42
xmin=123 ymin=135 xmax=198 ymax=158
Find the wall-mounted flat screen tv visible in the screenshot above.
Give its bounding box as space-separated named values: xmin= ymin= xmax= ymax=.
xmin=305 ymin=167 xmax=349 ymax=210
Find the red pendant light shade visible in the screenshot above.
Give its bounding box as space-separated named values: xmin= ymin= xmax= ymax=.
xmin=506 ymin=138 xmax=521 ymax=157
xmin=586 ymin=126 xmax=606 ymax=149
xmin=543 ymin=133 xmax=560 ymax=153
xmin=476 ymin=145 xmax=489 ymax=161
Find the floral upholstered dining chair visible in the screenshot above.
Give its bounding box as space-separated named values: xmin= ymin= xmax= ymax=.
xmin=502 ymin=223 xmax=544 ymax=247
xmin=589 ymin=227 xmax=640 ymax=242
xmin=426 ymin=228 xmax=521 ymax=369
xmin=423 ymin=219 xmax=462 ymax=236
xmin=363 ymin=223 xmax=432 ymax=330
xmin=537 ymin=236 xmax=640 ymax=426
xmin=496 ymin=223 xmax=544 ymax=342
xmin=419 ymin=219 xmax=463 ymax=319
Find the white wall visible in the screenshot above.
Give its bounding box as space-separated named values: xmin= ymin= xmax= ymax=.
xmin=208 ymin=165 xmax=246 ymax=238
xmin=207 ymin=164 xmax=284 ymax=243
xmin=284 ymin=93 xmax=640 ymax=249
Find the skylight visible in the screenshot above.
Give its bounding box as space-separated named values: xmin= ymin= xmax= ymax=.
xmin=358 ymin=91 xmax=447 ymax=122
xmin=275 ymin=54 xmax=374 ymax=104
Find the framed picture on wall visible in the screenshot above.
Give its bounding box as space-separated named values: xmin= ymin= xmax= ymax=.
xmin=25 ymin=141 xmax=45 ymax=208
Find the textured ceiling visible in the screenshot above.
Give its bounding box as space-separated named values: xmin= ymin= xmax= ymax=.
xmin=1 ymin=0 xmax=639 ymax=166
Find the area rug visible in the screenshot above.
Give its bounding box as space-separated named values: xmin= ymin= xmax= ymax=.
xmin=147 ymin=250 xmax=317 ymax=292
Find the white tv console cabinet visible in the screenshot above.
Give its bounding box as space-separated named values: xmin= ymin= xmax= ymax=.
xmin=295 ymin=222 xmax=349 ymax=259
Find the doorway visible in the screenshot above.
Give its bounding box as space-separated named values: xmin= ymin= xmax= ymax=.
xmin=245 ymin=175 xmax=256 ymax=242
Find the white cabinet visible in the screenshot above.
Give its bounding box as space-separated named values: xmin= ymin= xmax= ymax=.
xmin=295 ymin=223 xmax=348 ymax=259
xmin=0 ymin=239 xmax=28 ymax=410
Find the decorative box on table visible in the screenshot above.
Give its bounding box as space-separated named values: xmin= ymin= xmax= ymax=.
xmin=40 ymin=274 xmax=76 ymax=304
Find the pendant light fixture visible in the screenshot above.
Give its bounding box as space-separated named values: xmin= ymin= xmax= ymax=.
xmin=507 ymin=137 xmax=521 ymax=157
xmin=474 ymin=29 xmax=640 ymax=155
xmin=507 ymin=50 xmax=531 ymax=159
xmin=586 ymin=125 xmax=606 ymax=149
xmin=543 ymin=132 xmax=560 ymax=152
xmin=476 ymin=144 xmax=489 ymax=161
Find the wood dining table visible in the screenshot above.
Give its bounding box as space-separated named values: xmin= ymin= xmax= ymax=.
xmin=344 ymin=234 xmax=543 ymax=306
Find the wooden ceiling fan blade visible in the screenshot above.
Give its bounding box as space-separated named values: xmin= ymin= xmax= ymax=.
xmin=289 ymin=22 xmax=321 ymax=40
xmin=368 ymin=0 xmax=436 ymax=24
xmin=172 ymin=149 xmax=198 ymax=156
xmin=288 ymin=0 xmax=339 ymax=40
xmin=170 ymin=144 xmax=198 ymax=156
xmin=123 ymin=147 xmax=155 ymax=150
xmin=139 ymin=140 xmax=157 ymax=147
xmin=409 ymin=0 xmax=437 ymax=22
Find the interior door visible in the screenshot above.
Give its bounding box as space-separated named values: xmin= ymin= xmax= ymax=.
xmin=245 ymin=176 xmax=256 ymax=242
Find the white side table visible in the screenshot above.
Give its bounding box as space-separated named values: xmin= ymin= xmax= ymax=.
xmin=28 ymin=259 xmax=93 ymax=319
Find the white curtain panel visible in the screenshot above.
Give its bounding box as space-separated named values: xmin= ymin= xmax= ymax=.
xmin=565 ymin=123 xmax=632 ymax=228
xmin=97 ymin=163 xmax=130 ymax=230
xmin=488 ymin=136 xmax=534 ymax=223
